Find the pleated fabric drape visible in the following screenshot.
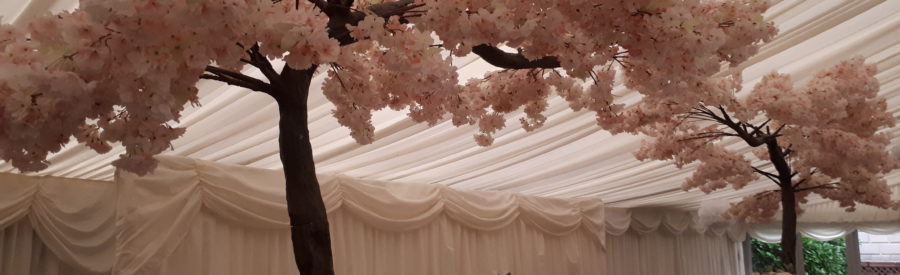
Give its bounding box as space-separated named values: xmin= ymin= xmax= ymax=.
xmin=0 ymin=219 xmax=105 ymax=275
xmin=607 ymin=229 xmax=744 ymax=275
xmin=328 ymin=210 xmax=605 ymax=275
xmin=152 ymin=208 xmax=606 ymax=275
xmin=114 ymin=155 xmax=607 ymax=275
xmin=0 ymin=156 xmax=605 ymax=275
xmin=603 ymin=208 xmax=746 ymax=275
xmin=751 ymin=222 xmax=900 ymax=243
xmin=3 ymin=155 xmax=899 ymax=275
xmin=604 ymin=208 xmax=746 ymax=240
xmin=153 ymin=209 xmax=299 ymax=275
xmin=0 ymin=173 xmax=115 ymax=274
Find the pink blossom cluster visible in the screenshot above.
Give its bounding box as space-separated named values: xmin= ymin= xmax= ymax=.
xmin=636 ymin=122 xmax=758 ymax=193
xmin=725 ymin=191 xmax=781 ymax=224
xmin=636 ymin=57 xmax=899 ymax=222
xmin=324 ymin=16 xmax=460 ymax=144
xmin=0 ymin=0 xmax=776 ymax=174
xmin=407 ymin=0 xmax=775 ymax=142
xmin=0 ymin=0 xmax=337 ymax=174
xmin=278 ymin=0 xmax=777 ymax=147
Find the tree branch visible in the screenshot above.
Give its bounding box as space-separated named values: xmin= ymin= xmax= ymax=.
xmin=203 ymin=65 xmax=271 ymax=93
xmin=243 ymin=44 xmax=283 ymax=87
xmin=771 ymin=123 xmax=786 ymax=138
xmin=318 ymin=0 xmax=564 ymax=72
xmin=689 ymin=105 xmax=768 ymax=147
xmin=323 ymin=0 xmax=421 ymax=46
xmin=747 ymin=119 xmax=770 ymax=137
xmin=200 ymin=74 xmax=267 ymax=93
xmin=678 ymin=131 xmax=738 ymax=142
xmin=322 ymin=0 xmax=354 ymax=17
xmin=366 ymin=0 xmax=421 ymax=19
xmin=306 ymin=0 xmax=327 ymax=11
xmin=752 ymin=166 xmax=782 ymax=186
xmin=794 ymin=183 xmax=837 ymax=192
xmin=471 ymin=44 xmax=561 ymax=69
xmin=791 ymin=169 xmax=816 ymax=189
xmin=690 ymin=107 xmax=745 ymax=141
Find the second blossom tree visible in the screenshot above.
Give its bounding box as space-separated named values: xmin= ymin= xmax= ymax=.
xmin=635 ymin=57 xmax=899 ymax=273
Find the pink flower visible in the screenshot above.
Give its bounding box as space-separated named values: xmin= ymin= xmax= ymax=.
xmin=0 ymin=0 xmax=779 ymax=177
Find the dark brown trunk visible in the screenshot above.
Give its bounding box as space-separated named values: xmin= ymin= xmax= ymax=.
xmin=779 ymin=185 xmax=798 ymax=273
xmin=274 ymin=65 xmax=335 ymax=275
xmin=766 ymin=139 xmax=797 ymax=274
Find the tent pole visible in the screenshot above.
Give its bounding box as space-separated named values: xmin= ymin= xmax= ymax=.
xmin=795 ymin=232 xmax=805 ymax=275
xmin=743 ymin=235 xmax=753 ymax=275
xmin=846 ymin=230 xmax=862 ymax=275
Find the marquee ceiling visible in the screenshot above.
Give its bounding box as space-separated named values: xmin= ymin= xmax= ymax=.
xmin=2 ymin=0 xmax=899 ymax=212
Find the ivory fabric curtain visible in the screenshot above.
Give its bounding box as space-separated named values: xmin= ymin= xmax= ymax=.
xmin=35 ymin=155 xmax=600 ymax=275
xmin=3 ymin=154 xmax=899 ymax=275
xmin=604 ymin=208 xmax=746 ymax=275
xmin=0 ymin=219 xmax=104 ymax=275
xmin=154 ymin=208 xmax=605 ymax=275
xmin=0 ymin=155 xmax=607 ymax=275
xmin=751 ymin=222 xmax=900 ymax=243
xmin=0 ymin=173 xmax=115 ymax=274
xmin=607 ymin=230 xmax=745 ymax=275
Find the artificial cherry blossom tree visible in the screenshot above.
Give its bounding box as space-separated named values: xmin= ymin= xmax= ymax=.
xmin=0 ymin=0 xmax=776 ymax=274
xmin=635 ymin=57 xmax=899 ymax=273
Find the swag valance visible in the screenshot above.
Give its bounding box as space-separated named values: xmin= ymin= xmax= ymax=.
xmin=1 ymin=155 xmax=606 ymax=275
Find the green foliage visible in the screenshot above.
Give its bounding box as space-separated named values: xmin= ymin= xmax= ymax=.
xmin=750 ymin=237 xmax=847 ymax=275
xmin=752 ymin=238 xmax=784 ymax=273
xmin=802 ymin=237 xmax=846 ymax=275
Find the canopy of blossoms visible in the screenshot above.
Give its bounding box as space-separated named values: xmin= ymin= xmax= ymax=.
xmin=0 ymin=0 xmax=775 ymax=174
xmin=0 ymin=0 xmax=898 ymax=216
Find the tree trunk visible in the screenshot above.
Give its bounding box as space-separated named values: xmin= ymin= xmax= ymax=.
xmin=766 ymin=139 xmax=797 ymax=274
xmin=274 ymin=65 xmax=335 ymax=275
xmin=779 ymin=187 xmax=798 ymax=274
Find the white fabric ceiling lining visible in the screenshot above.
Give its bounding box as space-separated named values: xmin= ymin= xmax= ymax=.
xmin=1 ymin=0 xmax=899 ymax=211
